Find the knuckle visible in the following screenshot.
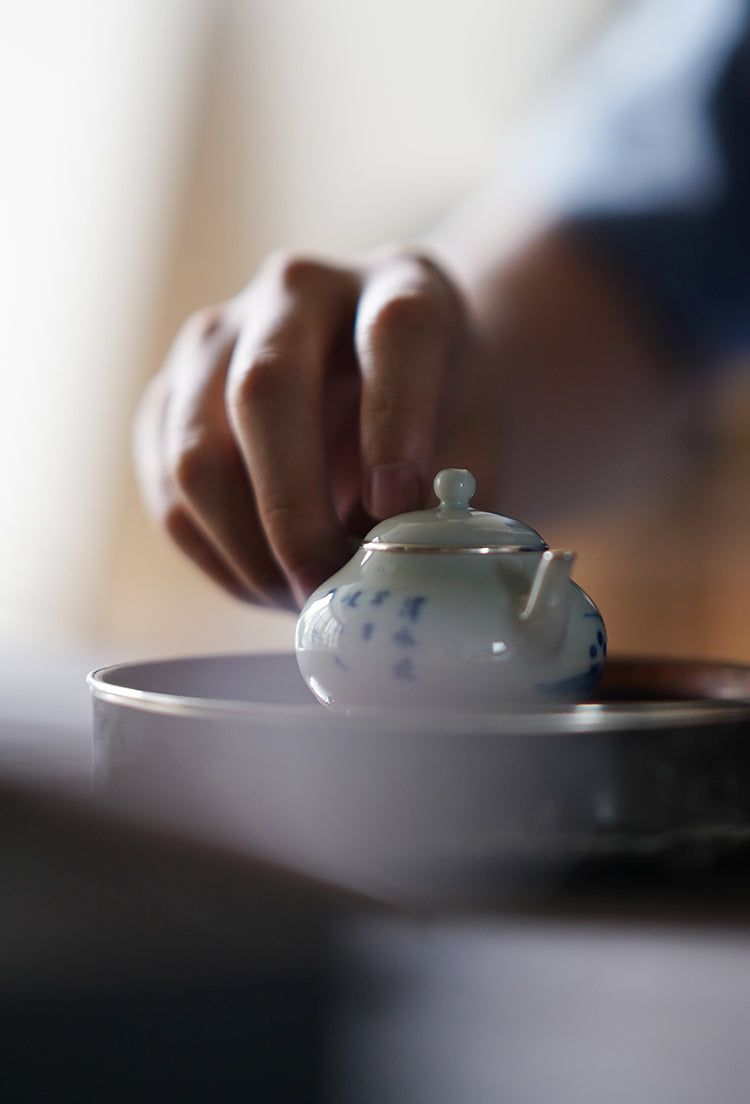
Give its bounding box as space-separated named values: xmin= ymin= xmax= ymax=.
xmin=364 ymin=391 xmax=418 ymax=438
xmin=369 ymin=247 xmax=464 ymax=326
xmin=261 ymin=492 xmax=326 ymax=571
xmin=228 ymin=348 xmax=292 ymax=414
xmin=264 ymin=249 xmax=328 ymax=294
xmin=169 ymin=437 xmax=204 ymax=498
xmin=407 ymin=248 xmax=455 ymax=290
xmin=263 ymin=490 xmax=300 ymax=532
xmin=367 ymin=287 xmax=441 ymax=341
xmin=168 ymin=427 xmax=222 ymax=499
xmin=399 ymin=248 xmax=458 ymax=301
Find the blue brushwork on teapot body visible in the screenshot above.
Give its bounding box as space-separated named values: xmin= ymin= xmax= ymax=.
xmin=296 ymin=469 xmax=606 ymax=712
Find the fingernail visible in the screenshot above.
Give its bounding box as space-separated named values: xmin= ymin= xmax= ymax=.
xmin=369 ymin=462 xmax=421 ymax=519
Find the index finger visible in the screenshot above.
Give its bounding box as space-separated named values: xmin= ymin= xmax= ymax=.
xmin=354 ymin=251 xmax=467 ymax=519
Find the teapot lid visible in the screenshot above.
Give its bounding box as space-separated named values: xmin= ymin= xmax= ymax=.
xmin=362 ymin=468 xmax=547 ymax=551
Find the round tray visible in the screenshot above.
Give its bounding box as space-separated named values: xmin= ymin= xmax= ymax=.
xmin=89 ymin=654 xmax=750 ymax=906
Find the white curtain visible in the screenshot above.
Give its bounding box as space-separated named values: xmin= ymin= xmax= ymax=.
xmin=0 ymin=0 xmax=216 ymax=648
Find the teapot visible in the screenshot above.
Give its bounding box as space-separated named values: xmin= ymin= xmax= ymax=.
xmin=296 ymin=468 xmax=606 ymax=712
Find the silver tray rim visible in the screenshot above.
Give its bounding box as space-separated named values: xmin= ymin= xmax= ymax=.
xmin=87 ymin=653 xmax=750 ymax=735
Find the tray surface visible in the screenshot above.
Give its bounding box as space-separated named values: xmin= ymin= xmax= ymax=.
xmin=88 ymin=654 xmax=750 ymax=905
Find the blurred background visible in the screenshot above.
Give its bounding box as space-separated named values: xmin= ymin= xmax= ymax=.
xmin=2 ymin=0 xmax=750 ymax=672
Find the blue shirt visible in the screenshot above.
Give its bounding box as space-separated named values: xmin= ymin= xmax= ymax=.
xmin=516 ymin=0 xmax=750 ymax=362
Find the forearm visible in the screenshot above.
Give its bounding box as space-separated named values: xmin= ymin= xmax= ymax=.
xmin=424 ymin=203 xmax=709 ymax=519
xmin=418 ymin=0 xmax=750 ymax=518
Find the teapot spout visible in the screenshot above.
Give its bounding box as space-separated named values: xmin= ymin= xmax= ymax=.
xmin=519 ymin=550 xmax=574 ymax=656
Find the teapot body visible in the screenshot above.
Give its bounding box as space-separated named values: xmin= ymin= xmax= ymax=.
xmin=296 ymin=546 xmax=606 ymax=712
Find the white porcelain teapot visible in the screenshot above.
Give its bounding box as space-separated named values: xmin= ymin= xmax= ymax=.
xmin=296 ymin=468 xmax=606 ymax=712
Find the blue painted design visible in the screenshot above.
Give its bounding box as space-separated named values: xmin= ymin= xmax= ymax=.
xmin=371 ymin=589 xmax=391 ymax=606
xmin=393 ymin=657 xmax=416 ymax=681
xmin=586 ymin=628 xmax=607 ymax=662
xmin=536 ymin=663 xmax=604 ymax=700
xmin=334 ymin=656 xmax=350 ymax=672
xmin=583 ymin=611 xmax=604 ymax=621
xmin=341 ymin=589 xmax=362 ymax=609
xmin=393 ymin=626 xmax=417 ymax=648
xmin=399 ymin=596 xmax=427 ymax=622
xmin=362 ymin=622 xmax=375 ymax=641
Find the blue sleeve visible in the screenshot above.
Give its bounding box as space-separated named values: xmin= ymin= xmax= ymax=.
xmin=512 ymin=0 xmax=750 ymax=362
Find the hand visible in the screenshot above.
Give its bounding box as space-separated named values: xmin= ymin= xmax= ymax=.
xmin=133 ymin=246 xmax=497 ymax=610
xmin=135 ymin=228 xmax=697 ymax=613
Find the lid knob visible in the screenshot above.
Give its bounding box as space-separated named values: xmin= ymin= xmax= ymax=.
xmin=434 ymin=468 xmax=476 ymax=512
